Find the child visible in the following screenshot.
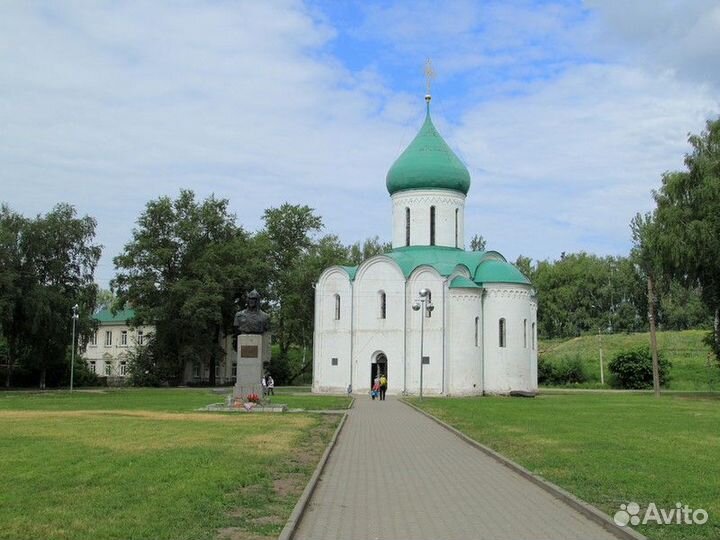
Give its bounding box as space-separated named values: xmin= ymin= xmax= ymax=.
xmin=371 ymin=377 xmax=380 ymax=400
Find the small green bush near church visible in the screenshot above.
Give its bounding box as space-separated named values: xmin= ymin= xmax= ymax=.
xmin=538 ymin=355 xmax=588 ymax=385
xmin=608 ymin=346 xmax=671 ymax=389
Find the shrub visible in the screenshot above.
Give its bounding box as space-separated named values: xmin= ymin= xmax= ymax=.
xmin=126 ymin=340 xmax=165 ymax=387
xmin=608 ymin=346 xmax=671 ymax=389
xmin=538 ymin=355 xmax=588 ymax=385
xmin=537 ymin=356 xmax=555 ymax=385
xmin=553 ymin=356 xmax=588 ymax=384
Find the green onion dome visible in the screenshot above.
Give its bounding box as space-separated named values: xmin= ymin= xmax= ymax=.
xmin=386 ymin=103 xmax=471 ymax=195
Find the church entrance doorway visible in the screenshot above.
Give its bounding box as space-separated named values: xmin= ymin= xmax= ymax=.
xmin=371 ymin=352 xmax=387 ymax=387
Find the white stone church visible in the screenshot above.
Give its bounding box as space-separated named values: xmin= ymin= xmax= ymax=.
xmin=312 ymin=97 xmax=538 ymax=396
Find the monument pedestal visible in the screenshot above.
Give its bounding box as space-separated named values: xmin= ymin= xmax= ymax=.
xmin=233 ymin=333 xmax=270 ymax=400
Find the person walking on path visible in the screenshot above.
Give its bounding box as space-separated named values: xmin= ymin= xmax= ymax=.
xmin=379 ymin=374 xmax=387 ymax=400
xmin=267 ymin=375 xmax=275 ymax=396
xmin=371 ymin=377 xmax=380 ymax=400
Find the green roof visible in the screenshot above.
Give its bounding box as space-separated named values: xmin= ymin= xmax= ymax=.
xmin=339 ymin=266 xmax=358 ymax=280
xmin=386 ymin=104 xmax=471 ymax=196
xmin=381 ymin=246 xmax=531 ymax=286
xmin=474 ymin=259 xmax=531 ymax=285
xmin=94 ymin=307 xmax=135 ymax=324
xmin=449 ymin=276 xmax=481 ymax=289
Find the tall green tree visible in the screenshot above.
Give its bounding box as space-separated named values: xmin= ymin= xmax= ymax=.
xmin=652 ymin=118 xmax=720 ymax=361
xmin=0 ymin=204 xmax=101 ymax=388
xmin=347 ymin=236 xmax=391 ymax=265
xmin=261 ymin=204 xmax=323 ymax=358
xmin=532 ymin=252 xmax=645 ymax=339
xmin=113 ymin=190 xmax=267 ymax=384
xmin=631 ymin=212 xmax=663 ymax=396
xmin=469 ymin=234 xmax=487 ymax=251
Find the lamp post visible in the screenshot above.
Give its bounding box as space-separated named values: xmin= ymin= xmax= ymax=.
xmin=412 ymin=288 xmax=434 ymax=399
xmin=70 ymin=304 xmax=79 ymax=393
xmin=590 ymin=303 xmax=609 ymax=386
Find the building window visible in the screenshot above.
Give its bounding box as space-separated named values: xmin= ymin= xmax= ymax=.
xmin=105 ymin=361 xmax=113 ymax=376
xmin=137 ymin=330 xmax=144 ymax=346
xmin=532 ymin=322 xmax=536 ymax=350
xmin=430 ymin=206 xmax=436 ymax=246
xmin=121 ymin=330 xmax=128 ymax=346
xmin=89 ymin=332 xmax=97 ymax=346
xmin=379 ymin=291 xmax=386 ymax=319
xmin=331 ymin=357 xmax=338 ymax=366
xmin=119 ymin=361 xmax=127 ymax=376
xmin=231 ymin=362 xmax=237 ymax=377
xmin=455 ymin=208 xmax=459 ymax=248
xmin=475 ymin=317 xmax=480 ymax=347
xmin=105 ymin=331 xmax=112 ymax=347
xmin=334 ymin=294 xmax=341 ymax=320
xmin=89 ymin=361 xmax=96 ymax=373
xmin=192 ymin=363 xmax=200 ymax=378
xmin=499 ymin=318 xmax=506 ymax=348
xmin=523 ymin=319 xmax=528 ymax=348
xmin=405 ymin=207 xmax=410 ymax=246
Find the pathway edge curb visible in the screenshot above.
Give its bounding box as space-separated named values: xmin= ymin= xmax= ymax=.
xmin=277 ymin=401 xmax=352 ymax=540
xmin=400 ymin=399 xmax=646 ymax=540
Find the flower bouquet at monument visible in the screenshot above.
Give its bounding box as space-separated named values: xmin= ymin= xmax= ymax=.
xmin=246 ymin=393 xmax=261 ymax=404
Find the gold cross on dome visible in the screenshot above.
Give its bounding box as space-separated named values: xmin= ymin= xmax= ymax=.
xmin=424 ymin=58 xmax=436 ymax=97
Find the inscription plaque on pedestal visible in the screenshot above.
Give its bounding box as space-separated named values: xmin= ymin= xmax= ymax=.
xmin=241 ymin=345 xmax=259 ymax=358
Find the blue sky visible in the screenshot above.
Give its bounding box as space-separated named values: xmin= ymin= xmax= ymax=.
xmin=1 ymin=1 xmax=719 ymax=287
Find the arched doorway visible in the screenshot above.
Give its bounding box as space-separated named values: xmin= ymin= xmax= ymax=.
xmin=371 ymin=352 xmax=387 ymax=387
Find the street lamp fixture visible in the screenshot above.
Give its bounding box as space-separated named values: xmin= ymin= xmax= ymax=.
xmin=412 ymin=289 xmax=434 ymax=399
xmin=71 ymin=304 xmax=79 ymax=393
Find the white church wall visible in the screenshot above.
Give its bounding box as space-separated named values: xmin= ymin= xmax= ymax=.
xmin=447 ymin=290 xmax=483 ymax=395
xmin=482 ymin=284 xmax=536 ymax=394
xmin=530 ymin=297 xmax=539 ymax=389
xmin=405 ymin=267 xmax=446 ymax=395
xmin=313 ymin=268 xmax=353 ymax=393
xmin=391 ymin=189 xmax=466 ymax=249
xmin=352 ymin=257 xmax=406 ymax=393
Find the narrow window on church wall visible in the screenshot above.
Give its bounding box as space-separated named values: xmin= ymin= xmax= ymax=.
xmin=379 ymin=291 xmax=387 ymax=319
xmin=405 ymin=207 xmax=410 ymax=246
xmin=455 ymin=208 xmax=459 ymax=248
xmin=475 ymin=317 xmax=479 ymax=347
xmin=430 ymin=206 xmax=436 ymax=245
xmin=523 ymin=319 xmax=528 ymax=348
xmin=499 ymin=318 xmax=506 ymax=348
xmin=532 ymin=322 xmax=536 ymax=349
xmin=334 ymin=294 xmax=341 ymax=320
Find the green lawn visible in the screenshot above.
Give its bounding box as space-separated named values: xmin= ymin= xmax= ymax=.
xmin=0 ymin=388 xmax=341 ymax=540
xmin=540 ymin=330 xmax=720 ymax=390
xmin=411 ymin=393 xmax=719 ymax=540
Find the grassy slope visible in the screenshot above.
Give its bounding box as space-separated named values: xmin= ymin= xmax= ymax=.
xmin=540 ymin=329 xmax=720 ymax=390
xmin=412 ymin=393 xmax=719 ymax=540
xmin=0 ymin=389 xmax=340 ymax=540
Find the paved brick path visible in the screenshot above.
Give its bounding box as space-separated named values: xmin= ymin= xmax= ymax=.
xmin=293 ymin=396 xmax=621 ymax=540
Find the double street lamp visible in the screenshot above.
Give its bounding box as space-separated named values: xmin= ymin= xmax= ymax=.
xmin=412 ymin=288 xmax=434 ymax=399
xmin=70 ymin=304 xmax=79 ymax=393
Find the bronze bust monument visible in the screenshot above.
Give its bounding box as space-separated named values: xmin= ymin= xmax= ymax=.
xmin=233 ymin=290 xmax=270 ymax=335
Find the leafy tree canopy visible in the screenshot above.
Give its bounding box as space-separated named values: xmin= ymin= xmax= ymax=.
xmin=0 ymin=203 xmax=100 ymax=387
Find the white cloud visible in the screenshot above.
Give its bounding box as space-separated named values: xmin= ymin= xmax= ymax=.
xmin=585 ymin=0 xmax=720 ymax=87
xmin=459 ymin=63 xmax=717 ymax=261
xmin=1 ymin=0 xmax=719 ymax=290
xmin=0 ymin=1 xmax=413 ymax=286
